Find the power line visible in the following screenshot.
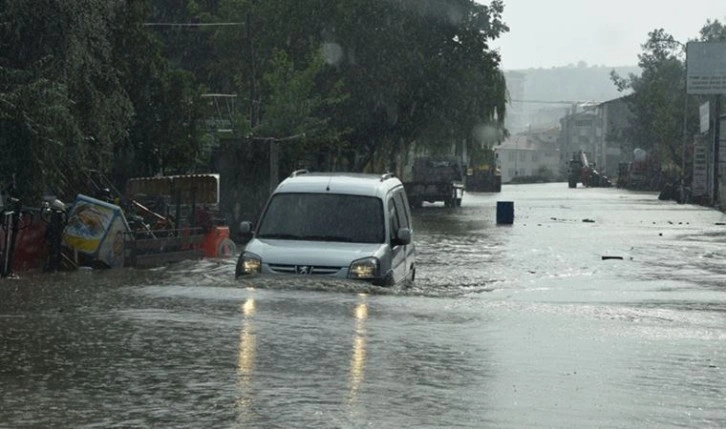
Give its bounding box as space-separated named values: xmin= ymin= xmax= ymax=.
xmin=143 ymin=22 xmax=244 ymax=27
xmin=510 ymin=99 xmax=600 ymax=105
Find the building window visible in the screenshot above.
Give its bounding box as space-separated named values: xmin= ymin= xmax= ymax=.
xmin=575 ymin=119 xmax=591 ymax=127
xmin=509 ymin=152 xmax=516 ymax=162
xmin=519 ymin=152 xmax=526 ymax=161
xmin=532 ymin=153 xmax=539 ymax=162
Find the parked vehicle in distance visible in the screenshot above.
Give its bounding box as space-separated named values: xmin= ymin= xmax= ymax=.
xmin=567 ymin=151 xmax=612 ymax=188
xmin=235 ymin=171 xmax=416 ymax=286
xmin=465 ymin=148 xmax=502 ymax=192
xmin=466 ymin=163 xmax=502 ymax=192
xmin=404 ymin=156 xmax=464 ymax=208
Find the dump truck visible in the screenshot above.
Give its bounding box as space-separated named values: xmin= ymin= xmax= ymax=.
xmin=404 ymin=156 xmax=464 ymax=208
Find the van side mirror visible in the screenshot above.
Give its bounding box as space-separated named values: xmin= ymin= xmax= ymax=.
xmin=239 ymin=221 xmax=252 ymax=234
xmin=394 ymin=228 xmax=411 ymax=246
xmin=238 ymin=221 xmax=253 ymax=244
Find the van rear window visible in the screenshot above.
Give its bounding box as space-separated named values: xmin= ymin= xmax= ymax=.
xmin=257 ymin=193 xmax=385 ymax=244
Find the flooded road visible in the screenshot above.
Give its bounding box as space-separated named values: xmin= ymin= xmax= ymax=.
xmin=2 ymin=183 xmax=726 ymax=428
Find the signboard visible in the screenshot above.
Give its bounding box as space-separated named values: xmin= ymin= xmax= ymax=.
xmin=687 ymin=42 xmax=726 ymax=95
xmin=63 ymin=194 xmax=130 ymax=268
xmin=692 ymin=141 xmax=708 ymax=196
xmin=700 ymin=101 xmax=710 ymax=133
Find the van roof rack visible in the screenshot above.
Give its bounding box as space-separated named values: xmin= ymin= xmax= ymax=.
xmin=380 ymin=172 xmax=396 ymax=182
xmin=291 ymin=169 xmax=310 ymax=177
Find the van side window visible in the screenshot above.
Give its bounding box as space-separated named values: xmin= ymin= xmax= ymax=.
xmin=393 ymin=190 xmax=410 ymax=229
xmin=389 ymin=197 xmax=400 ymax=242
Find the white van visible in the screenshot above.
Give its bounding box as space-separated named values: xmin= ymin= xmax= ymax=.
xmin=235 ymin=171 xmax=416 ymax=286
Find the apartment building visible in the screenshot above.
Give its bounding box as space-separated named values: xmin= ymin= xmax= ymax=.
xmin=559 ymin=97 xmax=631 ymax=178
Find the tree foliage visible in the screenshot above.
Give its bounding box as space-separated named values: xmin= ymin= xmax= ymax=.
xmin=185 ymin=0 xmax=510 ymax=171
xmin=0 ymin=0 xmax=133 ymax=200
xmin=1 ymin=0 xmax=510 ymax=202
xmin=0 ymin=0 xmax=208 ymax=201
xmin=611 ymin=20 xmax=726 ymax=177
xmin=700 ymin=19 xmax=726 ymax=42
xmin=111 ymin=1 xmax=206 ymax=183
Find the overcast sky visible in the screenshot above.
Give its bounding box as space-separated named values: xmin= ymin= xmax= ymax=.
xmin=489 ymin=0 xmax=726 ymax=70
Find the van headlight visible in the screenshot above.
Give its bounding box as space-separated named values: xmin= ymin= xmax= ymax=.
xmin=236 ymin=252 xmax=261 ymax=276
xmin=348 ymin=257 xmax=379 ymax=280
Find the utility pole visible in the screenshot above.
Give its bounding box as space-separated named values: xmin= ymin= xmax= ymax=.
xmin=680 ymin=44 xmax=689 ymax=204
xmin=244 ymin=10 xmax=277 ymax=193
xmin=143 ymin=17 xmax=299 ymax=193
xmin=715 ymin=95 xmax=722 ymax=204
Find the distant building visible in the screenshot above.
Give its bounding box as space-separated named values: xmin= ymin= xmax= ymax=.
xmin=559 ymin=97 xmax=631 ymax=178
xmin=504 ymin=71 xmax=527 ymax=133
xmin=598 ymin=97 xmax=632 ymax=175
xmin=495 ymin=128 xmax=561 ymax=183
xmin=559 ymin=106 xmax=600 ymax=176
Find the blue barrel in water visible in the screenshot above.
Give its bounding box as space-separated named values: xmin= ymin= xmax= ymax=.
xmin=496 ymin=201 xmax=514 ymax=224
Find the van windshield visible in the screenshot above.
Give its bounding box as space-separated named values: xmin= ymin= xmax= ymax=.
xmin=257 ymin=193 xmax=385 ymax=244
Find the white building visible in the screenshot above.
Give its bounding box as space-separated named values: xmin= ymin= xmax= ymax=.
xmin=495 ymin=128 xmax=561 ymax=183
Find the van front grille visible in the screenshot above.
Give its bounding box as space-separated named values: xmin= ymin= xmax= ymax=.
xmin=268 ymin=264 xmax=342 ymax=276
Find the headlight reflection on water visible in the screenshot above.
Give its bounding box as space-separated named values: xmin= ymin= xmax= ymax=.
xmin=348 ymin=294 xmax=369 ymax=408
xmin=234 ymin=292 xmax=371 ymax=420
xmin=237 ymin=297 xmax=257 ymax=413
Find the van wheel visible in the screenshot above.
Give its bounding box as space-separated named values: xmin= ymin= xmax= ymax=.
xmin=382 ymin=272 xmax=395 ymax=287
xmin=234 ymin=255 xmax=244 ymax=278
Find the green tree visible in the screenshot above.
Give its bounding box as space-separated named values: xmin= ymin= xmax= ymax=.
xmin=254 ymin=50 xmax=347 ymax=163
xmin=611 ymin=29 xmax=692 ymax=175
xmin=113 ymin=2 xmax=212 ymax=181
xmin=151 ymin=0 xmax=509 ymax=175
xmin=699 ymin=19 xmax=726 ymax=42
xmin=0 ymin=0 xmax=133 ymax=201
xmin=612 ymin=20 xmax=726 ymax=179
xmin=324 ymin=0 xmax=509 ymax=170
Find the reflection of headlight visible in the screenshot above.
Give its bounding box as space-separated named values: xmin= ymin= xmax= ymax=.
xmin=237 ymin=252 xmax=261 ymax=276
xmin=348 ymin=257 xmax=379 ymax=280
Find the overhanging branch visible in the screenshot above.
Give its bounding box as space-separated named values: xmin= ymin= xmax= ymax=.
xmin=249 ymin=133 xmax=306 ymax=143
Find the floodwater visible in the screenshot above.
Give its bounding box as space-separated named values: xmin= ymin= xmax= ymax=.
xmin=1 ymin=183 xmax=726 ymax=428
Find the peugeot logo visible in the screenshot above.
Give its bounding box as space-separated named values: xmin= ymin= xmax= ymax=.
xmin=296 ymin=265 xmax=311 ymax=275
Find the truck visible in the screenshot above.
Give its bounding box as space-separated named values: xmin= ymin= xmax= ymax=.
xmin=404 ymin=156 xmax=465 ymax=208
xmin=567 ymin=151 xmax=612 ymax=188
xmin=465 ymin=163 xmax=502 ymax=192
xmin=464 ymin=146 xmax=501 ymax=192
xmin=616 ymin=148 xmax=658 ymax=190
